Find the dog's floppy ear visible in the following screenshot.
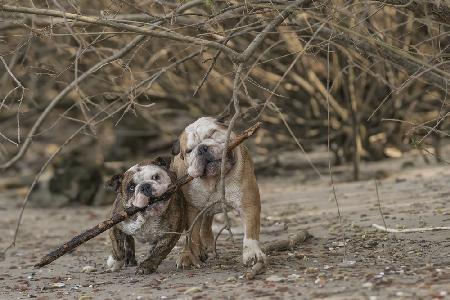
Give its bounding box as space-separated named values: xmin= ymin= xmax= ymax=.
xmin=171 ymin=139 xmax=180 ymax=156
xmin=106 ymin=173 xmax=123 ymax=193
xmin=153 ymin=156 xmax=171 ymax=168
xmin=216 ymin=110 xmax=230 ymax=124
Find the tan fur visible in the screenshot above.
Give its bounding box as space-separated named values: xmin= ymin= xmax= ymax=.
xmin=171 ymin=119 xmax=265 ymax=267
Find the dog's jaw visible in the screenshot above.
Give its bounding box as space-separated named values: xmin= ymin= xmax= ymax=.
xmin=242 ymin=238 xmax=266 ymax=265
xmin=107 ymin=255 xmax=124 ymax=272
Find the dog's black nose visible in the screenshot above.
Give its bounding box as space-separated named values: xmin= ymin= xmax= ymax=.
xmin=140 ymin=183 xmax=153 ymax=197
xmin=197 ymin=144 xmax=208 ymax=155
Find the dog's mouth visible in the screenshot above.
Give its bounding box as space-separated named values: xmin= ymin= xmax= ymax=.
xmin=127 ymin=197 xmax=170 ymax=219
xmin=201 ymin=152 xmax=235 ymax=178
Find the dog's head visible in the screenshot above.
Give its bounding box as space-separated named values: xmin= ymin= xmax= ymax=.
xmin=172 ymin=117 xmax=236 ymax=178
xmin=107 ymin=156 xmax=175 ymax=215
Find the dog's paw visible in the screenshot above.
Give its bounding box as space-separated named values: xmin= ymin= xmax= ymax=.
xmin=199 ymin=247 xmax=208 ymax=262
xmin=125 ymin=255 xmax=138 ymax=267
xmin=176 ymin=250 xmax=201 ymax=269
xmin=242 ymin=239 xmax=266 ymax=266
xmin=106 ymin=255 xmax=124 ymax=272
xmin=135 ymin=264 xmax=157 ymax=275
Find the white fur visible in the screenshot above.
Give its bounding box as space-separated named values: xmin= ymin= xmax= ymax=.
xmin=185 ymin=117 xmax=218 ymax=150
xmin=133 ymin=165 xmax=171 ymax=197
xmin=107 ymin=255 xmax=124 ymax=271
xmin=127 ymin=164 xmax=139 ymax=172
xmin=120 ymin=213 xmax=146 ymax=235
xmin=242 ymin=238 xmax=266 ymax=265
xmin=184 ymin=117 xmax=233 ymax=178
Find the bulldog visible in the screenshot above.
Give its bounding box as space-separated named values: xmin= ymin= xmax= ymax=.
xmin=106 ymin=157 xmax=185 ymax=274
xmin=171 ymin=117 xmax=266 ymax=268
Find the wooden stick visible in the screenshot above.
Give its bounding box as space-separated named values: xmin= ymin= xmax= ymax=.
xmin=262 ymin=230 xmax=312 ymax=253
xmin=372 ymin=223 xmax=450 ymax=233
xmin=34 ymin=122 xmax=262 ymax=268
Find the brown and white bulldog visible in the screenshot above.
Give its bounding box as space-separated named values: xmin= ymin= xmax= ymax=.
xmin=171 ymin=117 xmax=266 ymax=268
xmin=106 ymin=157 xmax=185 ymax=274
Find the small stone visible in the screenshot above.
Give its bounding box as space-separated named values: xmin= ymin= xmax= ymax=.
xmin=363 ymin=282 xmax=373 ymax=289
xmin=338 ymin=260 xmax=356 ymax=268
xmin=81 ymin=266 xmax=97 ymax=273
xmin=184 ymin=286 xmax=202 ymax=294
xmin=226 ymin=276 xmax=237 ymax=282
xmin=78 ymin=296 xmax=93 ymax=300
xmin=287 ymin=274 xmax=301 ymax=281
xmin=48 ymin=282 xmax=65 ymax=289
xmin=305 ymin=267 xmax=318 ymax=274
xmin=265 ymin=275 xmax=284 ymax=282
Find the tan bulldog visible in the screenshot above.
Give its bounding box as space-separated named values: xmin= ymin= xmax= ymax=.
xmin=171 ymin=117 xmax=265 ymax=268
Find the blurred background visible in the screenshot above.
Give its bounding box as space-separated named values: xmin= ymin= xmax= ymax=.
xmin=0 ymin=0 xmax=449 ymax=206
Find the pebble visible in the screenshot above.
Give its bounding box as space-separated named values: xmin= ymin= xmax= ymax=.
xmin=338 ymin=260 xmax=356 ymax=268
xmin=287 ymin=274 xmax=301 ymax=281
xmin=265 ymin=275 xmax=284 ymax=282
xmin=226 ymin=276 xmax=237 ymax=282
xmin=48 ymin=282 xmax=66 ymax=289
xmin=184 ymin=286 xmax=203 ymax=294
xmin=82 ymin=266 xmax=97 ymax=273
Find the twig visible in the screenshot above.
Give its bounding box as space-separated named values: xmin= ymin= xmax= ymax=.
xmin=0 ymin=0 xmax=203 ymax=170
xmin=0 ymin=4 xmax=240 ymax=61
xmin=325 ymin=36 xmax=347 ymax=262
xmin=218 ymin=63 xmax=244 ymax=243
xmin=238 ymin=0 xmax=308 ymax=62
xmin=33 ymin=122 xmax=261 ymax=268
xmin=372 ymin=224 xmax=450 ymax=233
xmin=1 ymin=100 xmax=121 ymax=259
xmin=0 ymin=34 xmax=146 ymax=170
xmin=374 ymin=179 xmax=387 ymax=230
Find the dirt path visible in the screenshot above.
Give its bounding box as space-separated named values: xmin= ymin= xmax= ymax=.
xmin=2 ymin=151 xmax=450 ymax=299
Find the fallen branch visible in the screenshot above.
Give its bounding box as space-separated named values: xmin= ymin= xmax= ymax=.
xmin=262 ymin=230 xmax=312 ymax=253
xmin=34 ymin=122 xmax=262 ymax=269
xmin=372 ymin=224 xmax=450 ymax=233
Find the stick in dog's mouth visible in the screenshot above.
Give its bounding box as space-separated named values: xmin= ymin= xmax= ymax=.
xmin=202 ymin=151 xmax=236 ymax=178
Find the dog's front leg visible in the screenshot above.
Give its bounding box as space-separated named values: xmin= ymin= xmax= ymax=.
xmin=124 ymin=235 xmax=137 ymax=267
xmin=136 ymin=234 xmax=178 ymax=275
xmin=200 ymin=214 xmax=215 ymax=255
xmin=240 ymin=193 xmax=266 ymax=266
xmin=107 ymin=226 xmax=126 ymax=271
xmin=176 ymin=205 xmax=204 ymax=268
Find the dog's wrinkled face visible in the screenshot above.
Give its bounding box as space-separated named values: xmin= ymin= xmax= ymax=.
xmin=173 ymin=117 xmax=236 ymax=178
xmin=108 ymin=158 xmax=174 ymax=216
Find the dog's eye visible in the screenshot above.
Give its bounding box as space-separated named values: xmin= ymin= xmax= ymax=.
xmin=127 ymin=183 xmax=135 ymax=193
xmin=152 ymin=174 xmax=160 ymax=181
xmin=186 ymin=149 xmax=192 ymax=154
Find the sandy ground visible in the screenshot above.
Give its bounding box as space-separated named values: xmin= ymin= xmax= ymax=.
xmin=2 ymin=150 xmax=450 ymax=300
